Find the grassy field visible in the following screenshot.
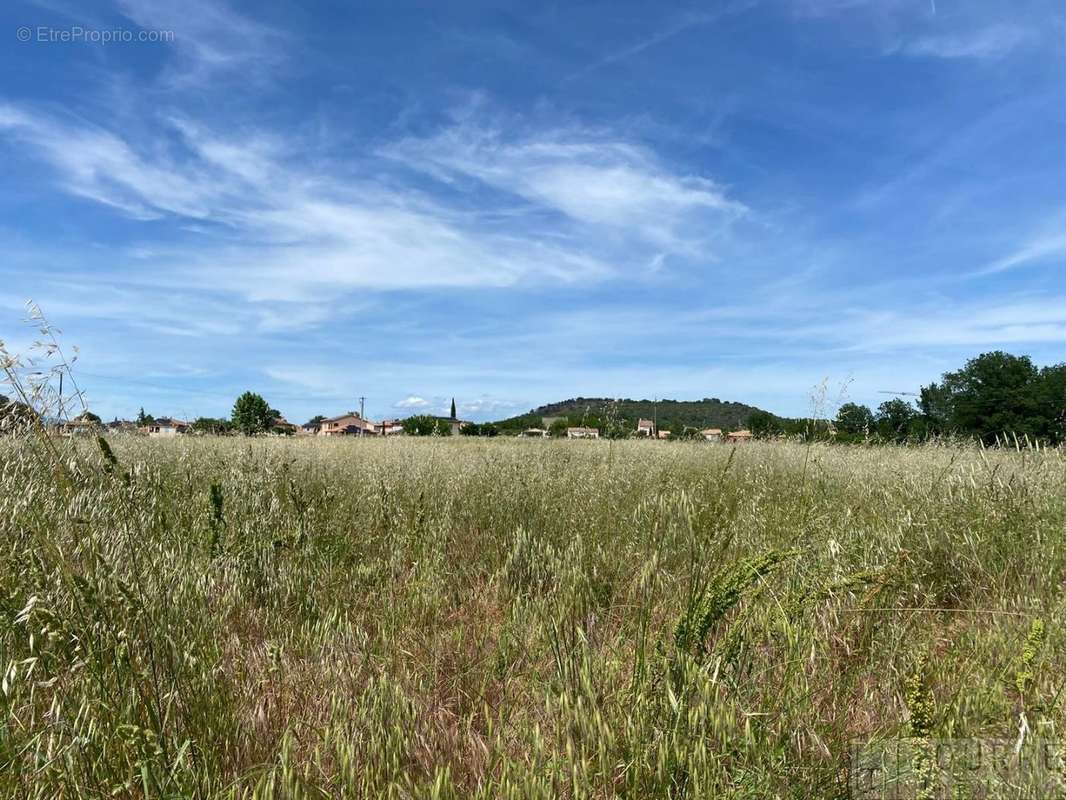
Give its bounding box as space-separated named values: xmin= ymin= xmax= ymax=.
xmin=2 ymin=435 xmax=1065 ymax=798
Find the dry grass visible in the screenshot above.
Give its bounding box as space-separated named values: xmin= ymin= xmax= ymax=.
xmin=2 ymin=434 xmax=1065 ymax=798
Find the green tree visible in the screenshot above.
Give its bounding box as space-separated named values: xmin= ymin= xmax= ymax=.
xmin=917 ymin=382 xmax=954 ymax=436
xmin=915 ymin=352 xmax=1066 ymax=445
xmin=402 ymin=416 xmax=429 ymax=436
xmin=402 ymin=415 xmax=453 ymax=436
xmin=937 ymin=352 xmax=1040 ymax=444
xmin=876 ymin=398 xmax=916 ymax=442
xmin=1036 ymin=364 xmax=1066 ymax=442
xmin=835 ymin=403 xmax=874 ymax=438
xmin=747 ymin=410 xmax=782 ymax=439
xmin=192 ymin=417 xmax=231 ymax=435
xmin=548 ymin=418 xmax=569 ymax=438
xmin=305 ymin=414 xmax=326 ymax=431
xmin=136 ymin=407 xmax=154 ymax=426
xmin=231 ymin=392 xmax=273 ymax=435
xmin=458 ymin=421 xmax=498 ymax=437
xmin=450 ymin=398 xmax=457 ymax=419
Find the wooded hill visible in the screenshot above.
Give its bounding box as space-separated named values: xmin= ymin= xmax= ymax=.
xmin=493 ymin=397 xmax=775 ymax=434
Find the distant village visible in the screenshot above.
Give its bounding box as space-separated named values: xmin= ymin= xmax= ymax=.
xmin=56 ymin=406 xmax=755 ymax=443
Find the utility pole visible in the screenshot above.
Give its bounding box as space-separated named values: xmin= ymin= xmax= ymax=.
xmin=359 ymin=396 xmax=366 ymax=436
xmin=653 ymin=397 xmax=658 ymax=438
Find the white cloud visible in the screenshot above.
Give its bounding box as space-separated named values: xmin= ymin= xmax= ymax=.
xmin=0 ymin=99 xmax=751 ymax=318
xmin=262 ymin=365 xmax=344 ymax=397
xmin=981 ymin=233 xmax=1066 ymax=275
xmin=395 ymin=395 xmax=429 ymax=408
xmin=897 ymin=24 xmax=1029 ymax=60
xmin=0 ymin=277 xmax=315 ymax=338
xmin=0 ymin=105 xmax=613 ymax=304
xmin=383 ymin=119 xmax=747 ymax=256
xmin=457 ymin=396 xmax=525 ymax=417
xmin=114 ymin=0 xmax=286 ymax=87
xmin=0 ymin=105 xmax=218 ymax=219
xmin=823 ymin=299 xmax=1066 ymax=351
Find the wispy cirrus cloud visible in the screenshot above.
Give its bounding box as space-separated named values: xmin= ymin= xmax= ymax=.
xmin=457 ymin=396 xmax=526 ymax=417
xmin=113 ymin=0 xmax=287 ymax=87
xmin=0 ymin=103 xmax=626 ymax=304
xmin=788 ymin=297 xmax=1066 ymax=352
xmin=383 ymin=117 xmax=747 ymax=257
xmin=564 ymin=3 xmax=755 ymax=81
xmin=980 ymin=232 xmax=1066 ymax=275
xmin=0 ymin=96 xmax=748 ymax=316
xmin=0 ymin=105 xmax=218 ymax=219
xmin=893 ymin=24 xmax=1031 ymax=61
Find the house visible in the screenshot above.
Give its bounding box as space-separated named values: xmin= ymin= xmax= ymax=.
xmin=143 ymin=417 xmax=189 ymax=437
xmin=58 ymin=413 xmax=102 ymax=436
xmin=318 ymin=412 xmax=377 ymax=436
xmin=657 ymin=429 xmax=671 ymax=439
xmin=725 ymin=429 xmax=753 ymax=443
xmin=521 ymin=428 xmax=548 ymax=438
xmin=270 ymin=417 xmax=298 ymax=435
xmin=431 ymin=416 xmax=468 ymax=436
xmin=375 ymin=419 xmax=404 ymax=436
xmin=636 ymin=418 xmax=655 ymax=436
xmin=701 ymin=428 xmax=723 ymax=442
xmin=566 ymin=426 xmax=599 ymax=439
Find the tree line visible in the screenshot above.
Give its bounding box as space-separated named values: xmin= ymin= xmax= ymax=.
xmin=748 ymin=351 xmax=1066 ymax=445
xmin=8 ymin=350 xmax=1062 ymax=445
xmin=136 ymin=392 xmax=286 ymax=435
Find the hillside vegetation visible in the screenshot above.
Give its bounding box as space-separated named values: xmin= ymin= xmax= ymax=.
xmin=2 ymin=435 xmax=1064 ymax=798
xmin=495 ymin=396 xmax=769 ymax=433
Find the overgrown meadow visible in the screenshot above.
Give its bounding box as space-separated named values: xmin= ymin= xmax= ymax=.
xmin=2 ymin=435 xmax=1065 ymax=798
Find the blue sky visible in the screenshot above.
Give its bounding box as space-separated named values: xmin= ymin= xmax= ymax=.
xmin=1 ymin=0 xmax=1063 ymax=423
